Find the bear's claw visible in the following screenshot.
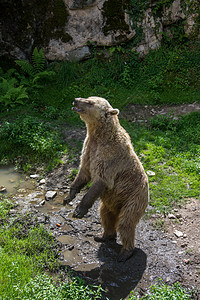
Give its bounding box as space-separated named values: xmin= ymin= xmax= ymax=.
xmin=72 ymin=206 xmax=88 ymax=218
xmin=94 ymin=235 xmax=116 ymax=243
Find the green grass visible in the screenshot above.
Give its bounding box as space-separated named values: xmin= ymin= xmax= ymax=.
xmin=128 ymin=281 xmax=193 ymax=299
xmin=0 ymin=196 xmax=103 ymax=300
xmin=121 ymin=112 xmax=200 ymax=212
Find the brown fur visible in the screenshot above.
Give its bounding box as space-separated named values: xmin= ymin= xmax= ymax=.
xmin=64 ymin=96 xmax=149 ymax=260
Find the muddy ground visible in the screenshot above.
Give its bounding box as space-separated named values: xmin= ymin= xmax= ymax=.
xmin=4 ymin=103 xmax=200 ymax=299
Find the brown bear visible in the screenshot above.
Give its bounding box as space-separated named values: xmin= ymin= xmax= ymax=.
xmin=64 ymin=96 xmax=149 ymax=261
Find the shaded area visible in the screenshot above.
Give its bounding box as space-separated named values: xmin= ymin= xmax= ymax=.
xmin=85 ymin=246 xmax=147 ymax=300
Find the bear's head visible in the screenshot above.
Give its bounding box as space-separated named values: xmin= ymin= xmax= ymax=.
xmin=72 ymin=96 xmax=119 ymax=123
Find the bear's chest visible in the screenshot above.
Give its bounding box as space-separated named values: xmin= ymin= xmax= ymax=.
xmin=82 ymin=140 xmax=105 ymax=177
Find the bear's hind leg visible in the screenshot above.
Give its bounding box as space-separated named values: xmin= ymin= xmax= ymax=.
xmin=117 ymin=207 xmax=139 ymax=262
xmin=94 ymin=202 xmax=117 ymax=242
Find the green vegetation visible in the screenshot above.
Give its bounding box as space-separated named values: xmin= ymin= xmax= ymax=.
xmin=0 ymin=43 xmax=200 ymax=298
xmin=0 ymin=115 xmax=64 ymax=171
xmin=121 ymin=111 xmax=200 ymax=212
xmin=0 ymin=196 xmax=103 ymax=299
xmin=128 ymin=281 xmax=193 ymax=299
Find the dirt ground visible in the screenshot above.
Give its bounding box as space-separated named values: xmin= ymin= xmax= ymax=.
xmin=6 ymin=103 xmax=200 ymax=299
xmin=120 ymin=102 xmax=200 ymax=124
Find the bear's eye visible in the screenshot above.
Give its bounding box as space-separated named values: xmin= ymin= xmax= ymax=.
xmin=85 ymin=101 xmax=93 ymax=106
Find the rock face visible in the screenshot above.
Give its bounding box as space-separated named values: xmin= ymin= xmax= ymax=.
xmin=1 ymin=0 xmax=200 ymax=61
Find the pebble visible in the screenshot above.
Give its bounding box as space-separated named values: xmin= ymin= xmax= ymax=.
xmin=147 ymin=170 xmax=156 ymax=176
xmin=9 ymin=179 xmax=15 ymax=183
xmin=174 ymin=230 xmax=184 ymax=238
xmin=175 ymin=213 xmax=182 ymax=219
xmin=30 ymin=174 xmax=40 ymax=179
xmin=39 ymin=179 xmax=46 ymax=185
xmin=168 ymin=213 xmax=176 ymax=219
xmin=39 ymin=200 xmax=45 ymax=206
xmin=45 ymin=191 xmax=57 ymax=201
xmin=0 ymin=186 xmax=6 ymax=192
xmin=184 ymin=259 xmax=190 ymax=264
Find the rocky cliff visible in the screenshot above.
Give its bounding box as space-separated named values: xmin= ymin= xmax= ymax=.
xmin=0 ymin=0 xmax=199 ymax=61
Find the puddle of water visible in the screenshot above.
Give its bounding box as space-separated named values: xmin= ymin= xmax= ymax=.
xmin=74 ymin=262 xmax=99 ymax=272
xmin=63 ymin=248 xmax=80 ymax=265
xmin=57 ymin=235 xmax=77 ymax=244
xmin=0 ymin=165 xmax=34 ymax=194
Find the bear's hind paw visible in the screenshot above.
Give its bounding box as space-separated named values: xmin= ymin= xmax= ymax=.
xmin=94 ymin=234 xmax=116 ymax=243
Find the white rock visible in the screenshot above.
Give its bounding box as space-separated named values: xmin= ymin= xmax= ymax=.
xmin=168 ymin=213 xmax=176 ymax=219
xmin=147 ymin=170 xmax=156 ymax=176
xmin=39 ymin=179 xmax=46 ymax=185
xmin=175 ymin=213 xmax=182 ymax=219
xmin=45 ymin=191 xmax=57 ymax=201
xmin=39 ymin=200 xmax=45 ymax=206
xmin=0 ymin=186 xmax=6 ymax=192
xmin=30 ymin=174 xmax=40 ymax=179
xmin=174 ymin=230 xmax=184 ymax=238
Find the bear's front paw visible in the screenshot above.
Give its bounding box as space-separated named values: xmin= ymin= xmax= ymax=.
xmin=63 ymin=194 xmax=71 ymax=205
xmin=63 ymin=188 xmax=78 ymax=205
xmin=72 ymin=205 xmax=88 ymax=218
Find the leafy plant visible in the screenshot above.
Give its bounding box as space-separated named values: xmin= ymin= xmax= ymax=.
xmin=15 ymin=48 xmax=55 ymax=87
xmin=150 ymin=112 xmax=178 ymax=131
xmin=0 ymin=77 xmax=28 ymax=108
xmin=14 ymin=274 xmax=103 ymax=300
xmin=128 ymin=281 xmax=192 ymax=299
xmin=0 ymin=116 xmax=63 ymax=170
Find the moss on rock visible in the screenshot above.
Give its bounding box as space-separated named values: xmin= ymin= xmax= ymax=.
xmin=1 ymin=0 xmax=72 ymax=58
xmin=102 ymin=0 xmax=130 ymax=36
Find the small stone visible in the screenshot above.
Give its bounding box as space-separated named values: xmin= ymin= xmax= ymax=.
xmin=147 ymin=170 xmax=155 ymax=176
xmin=39 ymin=200 xmax=45 ymax=206
xmin=30 ymin=174 xmax=40 ymax=179
xmin=184 ymin=259 xmax=190 ymax=264
xmin=39 ymin=179 xmax=46 ymax=185
xmin=175 ymin=213 xmax=182 ymax=219
xmin=68 ymin=245 xmax=74 ymax=251
xmin=9 ymin=179 xmax=15 ymax=183
xmin=45 ymin=191 xmax=57 ymax=201
xmin=174 ymin=230 xmax=183 ymax=238
xmin=0 ymin=186 xmax=6 ymax=192
xmin=17 ymin=188 xmax=26 ymax=193
xmin=172 ymin=241 xmax=177 ymax=244
xmin=168 ymin=213 xmax=176 ymax=219
xmin=9 ymin=209 xmax=17 ymax=214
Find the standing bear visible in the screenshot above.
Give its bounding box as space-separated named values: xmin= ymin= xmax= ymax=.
xmin=64 ymin=96 xmax=149 ymax=261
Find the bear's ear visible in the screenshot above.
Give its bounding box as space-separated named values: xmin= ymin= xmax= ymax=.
xmin=107 ymin=108 xmax=119 ymax=115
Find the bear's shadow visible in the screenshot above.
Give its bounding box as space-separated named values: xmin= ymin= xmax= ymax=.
xmin=84 ymin=242 xmax=147 ymax=300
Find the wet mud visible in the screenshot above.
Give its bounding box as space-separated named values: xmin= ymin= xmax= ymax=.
xmin=0 ymin=165 xmax=34 ymax=194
